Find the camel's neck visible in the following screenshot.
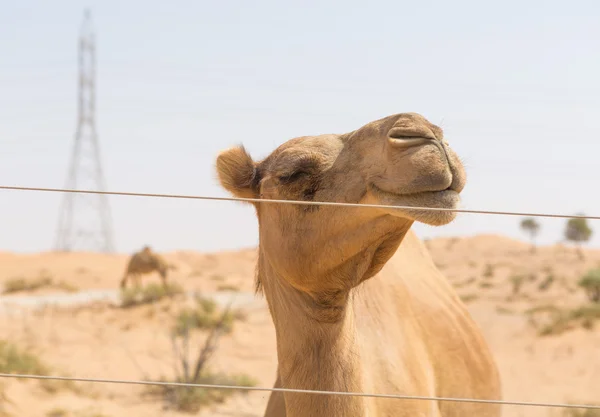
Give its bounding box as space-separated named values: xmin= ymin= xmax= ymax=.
xmin=259 ymin=260 xmax=367 ymax=417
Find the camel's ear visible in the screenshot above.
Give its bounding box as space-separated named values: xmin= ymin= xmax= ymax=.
xmin=215 ymin=146 xmax=259 ymax=200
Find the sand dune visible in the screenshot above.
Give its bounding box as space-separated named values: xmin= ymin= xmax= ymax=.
xmin=1 ymin=235 xmax=599 ymax=416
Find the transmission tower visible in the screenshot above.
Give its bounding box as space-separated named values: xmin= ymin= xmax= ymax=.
xmin=54 ymin=9 xmax=116 ymax=253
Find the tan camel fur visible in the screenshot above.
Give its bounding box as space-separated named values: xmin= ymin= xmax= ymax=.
xmin=215 ymin=112 xmax=502 ymax=417
xmin=119 ymin=246 xmax=175 ymax=289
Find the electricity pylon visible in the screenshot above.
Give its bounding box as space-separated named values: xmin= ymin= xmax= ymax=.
xmin=54 ymin=9 xmax=115 ymax=253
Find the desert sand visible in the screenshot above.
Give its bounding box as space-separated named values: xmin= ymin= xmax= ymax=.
xmin=1 ymin=234 xmax=599 ymax=417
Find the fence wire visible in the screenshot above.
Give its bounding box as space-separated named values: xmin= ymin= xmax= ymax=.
xmin=0 ymin=373 xmax=599 ymax=411
xmin=1 ymin=185 xmax=600 ymax=220
xmin=0 ymin=184 xmax=598 ymax=411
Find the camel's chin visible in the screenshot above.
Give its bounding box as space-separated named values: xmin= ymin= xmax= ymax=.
xmin=368 ymin=186 xmax=461 ymax=226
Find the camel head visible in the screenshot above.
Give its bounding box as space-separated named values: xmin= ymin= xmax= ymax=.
xmin=216 ymin=113 xmax=466 ymax=298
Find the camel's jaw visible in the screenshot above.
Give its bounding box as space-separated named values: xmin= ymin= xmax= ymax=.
xmin=367 ymin=184 xmax=461 ymax=226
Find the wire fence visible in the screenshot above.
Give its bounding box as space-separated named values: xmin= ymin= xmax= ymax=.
xmin=0 ymin=373 xmax=599 ymax=411
xmin=2 ymin=184 xmax=600 ymax=220
xmin=1 ymin=183 xmax=599 ymax=412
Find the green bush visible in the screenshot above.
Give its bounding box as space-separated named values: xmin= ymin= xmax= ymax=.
xmin=579 ymin=269 xmax=600 ymax=303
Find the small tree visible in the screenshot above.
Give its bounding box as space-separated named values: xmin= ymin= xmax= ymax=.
xmin=579 ymin=269 xmax=600 ymax=303
xmin=564 ymin=215 xmax=593 ymax=260
xmin=520 ymin=217 xmax=540 ymax=252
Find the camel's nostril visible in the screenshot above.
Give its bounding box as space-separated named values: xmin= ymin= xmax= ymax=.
xmin=387 ymin=136 xmax=432 ymax=149
xmin=387 ymin=125 xmax=437 ymax=149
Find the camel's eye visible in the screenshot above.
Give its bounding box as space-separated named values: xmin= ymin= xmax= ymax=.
xmin=278 ymin=170 xmax=308 ymax=184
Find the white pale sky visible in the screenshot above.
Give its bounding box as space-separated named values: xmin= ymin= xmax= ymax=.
xmin=1 ymin=0 xmax=600 ymax=254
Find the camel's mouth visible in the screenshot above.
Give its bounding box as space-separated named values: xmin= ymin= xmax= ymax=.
xmin=369 ymin=183 xmax=455 ymax=198
xmin=368 ymin=183 xmax=460 ymax=208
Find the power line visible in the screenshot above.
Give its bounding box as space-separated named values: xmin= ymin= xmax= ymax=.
xmin=0 ymin=373 xmax=598 ymax=411
xmin=1 ymin=184 xmax=600 ymax=220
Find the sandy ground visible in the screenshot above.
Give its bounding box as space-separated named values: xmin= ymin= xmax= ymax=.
xmin=1 ymin=235 xmax=599 ymax=417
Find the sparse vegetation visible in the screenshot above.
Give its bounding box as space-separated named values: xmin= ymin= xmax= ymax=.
xmin=217 ymin=284 xmax=240 ymax=292
xmin=495 ymin=306 xmax=515 ymax=315
xmin=173 ymin=296 xmax=246 ymax=336
xmin=538 ymin=274 xmax=555 ymax=292
xmin=46 ymin=408 xmax=69 ymax=417
xmin=579 ymin=269 xmax=600 ymax=303
xmin=3 ymin=275 xmax=52 ymax=294
xmin=119 ymin=282 xmax=184 ymax=308
xmin=483 ymin=263 xmax=495 ymax=278
xmin=453 ymin=277 xmax=476 ymax=289
xmin=3 ymin=270 xmax=79 ymax=294
xmin=460 ymin=294 xmax=478 ymax=303
xmin=55 ymin=281 xmax=79 ymax=293
xmin=510 ymin=275 xmax=525 ymax=295
xmin=0 ymin=340 xmax=77 ymax=394
xmin=561 ymin=403 xmax=600 ymax=417
xmin=48 ymin=409 xmax=110 ymax=417
xmin=520 ymin=217 xmax=541 ymax=252
xmin=0 ymin=340 xmax=49 ymax=375
xmin=479 ymin=282 xmax=493 ymax=289
xmin=564 ymin=216 xmax=593 ymax=260
xmin=145 ymin=300 xmax=257 ymax=413
xmin=527 ymin=304 xmax=600 ymax=336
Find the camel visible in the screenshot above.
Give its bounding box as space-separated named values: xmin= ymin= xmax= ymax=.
xmin=215 ymin=112 xmax=502 ymax=417
xmin=119 ymin=245 xmax=176 ymax=289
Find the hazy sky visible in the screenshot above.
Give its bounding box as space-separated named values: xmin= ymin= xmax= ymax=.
xmin=2 ymin=0 xmax=600 ymax=254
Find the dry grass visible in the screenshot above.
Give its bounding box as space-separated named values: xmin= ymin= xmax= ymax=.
xmin=526 ymin=304 xmax=600 ymax=336
xmin=3 ymin=271 xmax=79 ymax=294
xmin=460 ymin=294 xmax=478 ymax=303
xmin=145 ymin=372 xmax=257 ymax=413
xmin=119 ymin=282 xmax=184 ymax=308
xmin=46 ymin=408 xmax=110 ymax=417
xmin=483 ymin=263 xmax=495 ymax=278
xmin=0 ymin=340 xmax=79 ymax=395
xmin=3 ymin=276 xmax=52 ymax=294
xmin=216 ymin=284 xmax=240 ymax=292
xmin=173 ymin=296 xmax=246 ymax=336
xmin=510 ymin=274 xmax=525 ymax=294
xmin=562 ymin=404 xmax=600 ymax=417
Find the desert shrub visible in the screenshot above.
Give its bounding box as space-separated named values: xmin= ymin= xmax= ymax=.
xmin=144 ymin=301 xmax=257 ymax=413
xmin=562 ymin=404 xmax=600 ymax=417
xmin=46 ymin=408 xmax=69 ymax=417
xmin=496 ymin=306 xmax=514 ymax=315
xmin=460 ymin=294 xmax=478 ymax=303
xmin=483 ymin=264 xmax=495 ymax=278
xmin=147 ymin=372 xmax=257 ymax=413
xmin=3 ymin=270 xmax=79 ymax=294
xmin=579 ymin=269 xmax=600 ymax=303
xmin=510 ymin=275 xmax=525 ymax=295
xmin=0 ymin=340 xmax=77 ymax=394
xmin=173 ymin=296 xmax=246 ymax=336
xmin=538 ymin=274 xmax=555 ymax=291
xmin=3 ymin=275 xmax=52 ymax=294
xmin=527 ymin=304 xmax=600 ymax=336
xmin=120 ymin=282 xmax=184 ymax=308
xmin=0 ymin=340 xmax=48 ymax=375
xmin=216 ymin=284 xmax=240 ymax=292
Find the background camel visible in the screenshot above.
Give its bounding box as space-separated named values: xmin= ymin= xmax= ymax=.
xmin=216 ymin=112 xmax=502 ymax=417
xmin=119 ymin=245 xmax=176 ymax=289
